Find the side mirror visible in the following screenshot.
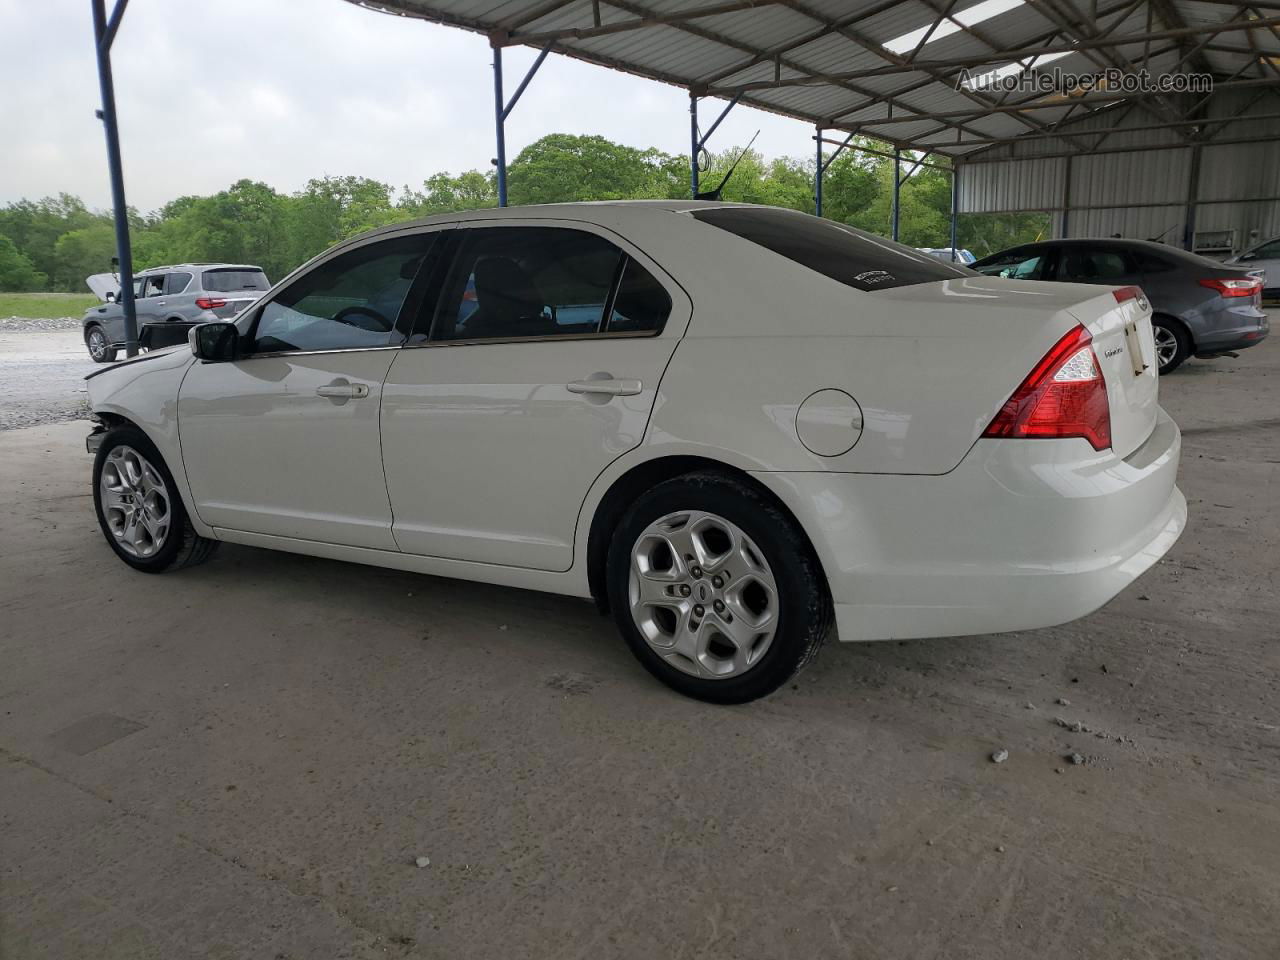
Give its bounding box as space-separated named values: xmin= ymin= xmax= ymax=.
xmin=189 ymin=321 xmax=239 ymax=363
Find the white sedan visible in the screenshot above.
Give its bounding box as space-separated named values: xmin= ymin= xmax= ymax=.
xmin=84 ymin=202 xmax=1186 ymax=703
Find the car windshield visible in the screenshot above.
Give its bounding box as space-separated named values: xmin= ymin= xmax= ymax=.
xmin=203 ymin=268 xmax=269 ymax=293
xmin=691 ymin=207 xmax=974 ymax=291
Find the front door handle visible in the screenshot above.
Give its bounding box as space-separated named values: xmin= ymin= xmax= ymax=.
xmin=566 ymin=377 xmax=642 ymax=397
xmin=316 ymin=381 xmax=370 ymax=399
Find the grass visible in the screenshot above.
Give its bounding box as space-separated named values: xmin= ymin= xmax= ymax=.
xmin=0 ymin=292 xmax=99 ymax=318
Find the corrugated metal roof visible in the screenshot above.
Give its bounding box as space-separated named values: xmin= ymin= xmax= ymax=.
xmin=347 ymin=0 xmax=1280 ymax=157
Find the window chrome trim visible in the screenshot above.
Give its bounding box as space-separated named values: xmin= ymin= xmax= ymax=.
xmin=240 ymin=344 xmax=406 ymax=360
xmin=406 ymin=329 xmax=664 ymax=350
xmin=237 ymin=327 xmax=663 ymax=361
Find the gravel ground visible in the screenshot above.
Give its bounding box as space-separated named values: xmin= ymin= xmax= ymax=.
xmin=0 ymin=322 xmax=94 ymax=430
xmin=1 ymin=324 xmax=1278 ymax=958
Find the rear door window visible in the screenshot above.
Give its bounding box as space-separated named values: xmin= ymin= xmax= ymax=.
xmin=689 ymin=207 xmax=972 ymax=291
xmin=606 ymin=257 xmax=672 ymax=334
xmin=165 ymin=272 xmax=192 ymax=295
xmin=1058 ymin=248 xmax=1134 ymax=282
xmin=432 ymin=227 xmax=627 ymax=341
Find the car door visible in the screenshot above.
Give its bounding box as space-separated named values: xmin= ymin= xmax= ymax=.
xmin=135 ymin=273 xmax=168 ymax=329
xmin=161 ymin=270 xmax=193 ymax=318
xmin=178 ymin=228 xmax=446 ymax=549
xmin=380 ymin=220 xmax=691 ymax=571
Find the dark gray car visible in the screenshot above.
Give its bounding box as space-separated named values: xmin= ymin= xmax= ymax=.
xmin=971 ymin=239 xmax=1268 ymax=374
xmin=83 ymin=263 xmax=269 ymax=363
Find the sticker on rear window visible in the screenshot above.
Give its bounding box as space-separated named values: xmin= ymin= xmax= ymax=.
xmin=854 ymin=270 xmax=896 ymax=284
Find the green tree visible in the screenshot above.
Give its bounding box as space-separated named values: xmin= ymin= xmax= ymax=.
xmin=506 ymin=134 xmax=682 ymax=204
xmin=0 ymin=194 xmax=105 ymax=289
xmin=0 ymin=235 xmax=47 ymax=291
xmin=399 ymin=171 xmax=496 ymax=216
xmin=52 ymin=222 xmax=117 ymax=290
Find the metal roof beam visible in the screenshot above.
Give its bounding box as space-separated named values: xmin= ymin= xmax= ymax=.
xmin=913 ymin=108 xmax=1280 ymax=148
xmin=960 ymin=131 xmax=1280 ymax=163
xmin=840 ymin=76 xmax=1275 ymax=125
xmin=707 ymin=15 xmax=1280 ymax=91
xmin=596 ymin=0 xmax=998 ymax=145
xmin=507 ymin=0 xmax=784 ymax=46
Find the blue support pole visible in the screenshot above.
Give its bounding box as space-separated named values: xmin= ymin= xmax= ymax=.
xmin=891 ymin=147 xmax=901 ymax=242
xmin=689 ymin=94 xmax=700 ymax=198
xmin=492 ymin=42 xmax=553 ymax=208
xmin=492 ymin=44 xmax=507 ymax=207
xmin=815 ymin=126 xmax=823 ymax=217
xmin=91 ymin=0 xmax=138 ymax=357
xmin=950 ymin=162 xmax=959 ymax=261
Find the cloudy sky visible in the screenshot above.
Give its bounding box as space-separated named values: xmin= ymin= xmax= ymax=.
xmin=1 ymin=0 xmax=813 ymax=212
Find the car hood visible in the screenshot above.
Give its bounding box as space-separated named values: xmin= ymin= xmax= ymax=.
xmin=85 ymin=273 xmax=120 ymax=302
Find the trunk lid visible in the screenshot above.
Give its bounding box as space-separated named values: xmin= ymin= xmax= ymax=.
xmin=868 ymin=277 xmax=1158 ymax=465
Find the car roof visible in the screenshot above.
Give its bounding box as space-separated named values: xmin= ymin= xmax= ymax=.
xmin=138 ymin=262 xmax=263 ymax=273
xmin=348 ymin=199 xmax=778 ymax=240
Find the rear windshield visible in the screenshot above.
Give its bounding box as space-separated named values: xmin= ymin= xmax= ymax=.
xmin=690 ymin=207 xmax=974 ymax=291
xmin=202 ymin=268 xmax=269 ymax=293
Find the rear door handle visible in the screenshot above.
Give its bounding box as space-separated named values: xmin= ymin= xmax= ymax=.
xmin=566 ymin=378 xmax=642 ymax=397
xmin=316 ymin=382 xmax=370 ymax=399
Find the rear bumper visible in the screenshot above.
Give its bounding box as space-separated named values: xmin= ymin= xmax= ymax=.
xmin=1194 ymin=311 xmax=1269 ymax=354
xmin=753 ymin=408 xmax=1185 ymax=642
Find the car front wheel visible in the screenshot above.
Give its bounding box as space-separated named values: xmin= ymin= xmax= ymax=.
xmin=606 ymin=472 xmax=831 ymax=703
xmin=92 ymin=424 xmax=218 ymax=573
xmin=86 ymin=325 xmax=116 ymax=363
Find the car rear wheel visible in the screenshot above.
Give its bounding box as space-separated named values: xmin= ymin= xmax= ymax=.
xmin=86 ymin=325 xmax=116 ymax=363
xmin=606 ymin=472 xmax=831 ymax=703
xmin=92 ymin=424 xmax=218 ymax=573
xmin=1152 ymin=317 xmax=1190 ymax=375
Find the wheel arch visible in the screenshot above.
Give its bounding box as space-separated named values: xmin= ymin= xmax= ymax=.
xmin=1152 ymin=311 xmax=1194 ymax=348
xmin=585 ymin=454 xmax=829 ymax=613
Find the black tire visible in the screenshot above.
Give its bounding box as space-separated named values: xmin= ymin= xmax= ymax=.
xmin=86 ymin=325 xmax=116 ymax=363
xmin=606 ymin=471 xmax=832 ymax=704
xmin=92 ymin=424 xmax=218 ymax=573
xmin=1152 ymin=316 xmax=1190 ymax=375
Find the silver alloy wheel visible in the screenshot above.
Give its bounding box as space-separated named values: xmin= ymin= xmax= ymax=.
xmin=1153 ymin=325 xmax=1178 ymax=368
xmin=88 ymin=328 xmax=108 ymax=361
xmin=100 ymin=445 xmax=171 ymax=558
xmin=628 ymin=510 xmax=779 ymax=680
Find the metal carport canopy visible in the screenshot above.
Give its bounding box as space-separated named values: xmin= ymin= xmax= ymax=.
xmin=345 ymin=0 xmax=1280 ymax=159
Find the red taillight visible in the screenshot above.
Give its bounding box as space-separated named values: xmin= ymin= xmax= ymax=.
xmin=982 ymin=325 xmax=1112 ymax=451
xmin=1199 ymin=277 xmax=1261 ymax=298
xmin=195 ymin=296 xmax=226 ymax=309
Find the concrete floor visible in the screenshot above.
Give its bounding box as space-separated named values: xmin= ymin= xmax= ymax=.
xmin=2 ymin=338 xmax=1279 ymax=959
xmin=0 ymin=326 xmax=91 ymax=430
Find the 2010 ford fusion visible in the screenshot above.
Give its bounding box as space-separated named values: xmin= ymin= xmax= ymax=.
xmin=84 ymin=202 xmax=1186 ymax=703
